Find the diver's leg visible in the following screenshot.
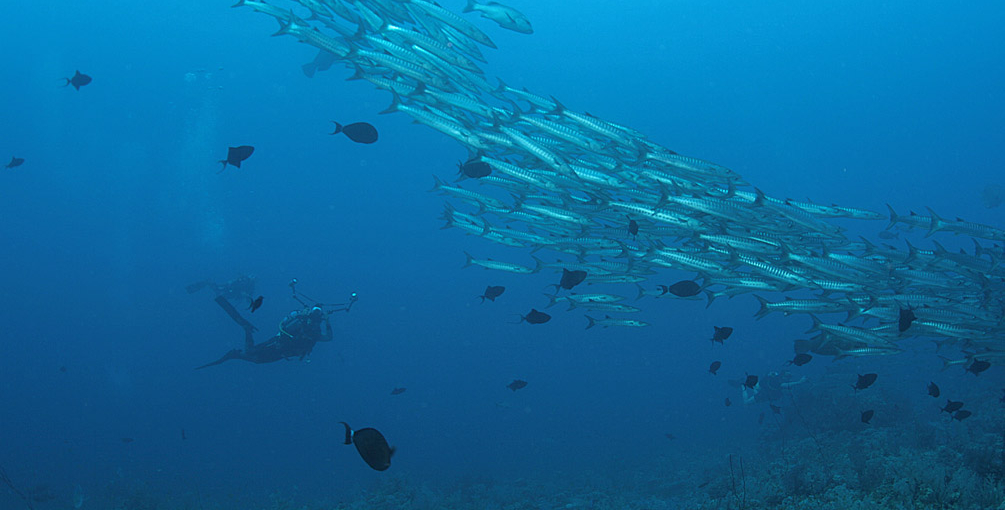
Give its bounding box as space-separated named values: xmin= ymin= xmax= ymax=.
xmin=215 ymin=295 xmax=258 ymax=333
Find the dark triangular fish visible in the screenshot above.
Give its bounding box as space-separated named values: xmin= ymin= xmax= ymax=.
xmin=743 ymin=374 xmax=758 ymax=389
xmin=666 ymin=280 xmax=701 ymax=297
xmin=458 ymin=159 xmax=492 ymax=179
xmin=708 ymin=361 xmax=721 ymax=375
xmin=390 ymin=387 xmax=406 ymax=395
xmin=898 ymin=308 xmax=916 ymax=333
xmin=927 ymin=382 xmax=940 ymax=398
xmin=248 ymin=295 xmax=263 ymax=313
xmin=952 ymin=410 xmax=972 ymax=421
xmin=5 ymin=157 xmax=24 ymax=169
xmin=769 ymin=404 xmax=781 ymax=415
xmin=479 ymin=285 xmax=505 ymax=302
xmin=664 ymin=433 xmax=675 ymax=440
xmin=507 ymin=379 xmax=527 ymax=391
xmin=853 ymin=373 xmax=877 ymax=392
xmin=218 ymin=145 xmax=255 ymax=171
xmin=861 ymin=410 xmax=874 ymax=424
xmin=557 ymin=268 xmax=587 ymax=290
xmin=339 ymin=422 xmax=394 ymax=471
xmin=627 ymin=218 xmax=639 ymax=237
xmin=521 ymin=308 xmax=551 ymax=324
xmin=724 ymin=397 xmax=732 ymax=407
xmin=711 ymin=326 xmax=733 ymax=344
xmin=330 ymin=121 xmax=378 ymax=144
xmin=965 ymin=359 xmax=990 ymax=376
xmin=63 ymin=70 xmax=91 ymax=90
xmin=788 ymin=353 xmax=812 ymax=366
xmin=941 ymin=400 xmax=963 ymax=414
xmin=302 ymin=49 xmax=337 ymax=78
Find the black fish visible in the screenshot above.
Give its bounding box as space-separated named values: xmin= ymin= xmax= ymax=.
xmin=457 ymin=159 xmax=492 ymax=179
xmin=788 ymin=353 xmax=813 ymax=366
xmin=479 ymin=285 xmax=505 ymax=302
xmin=711 ymin=326 xmax=733 ymax=344
xmin=952 ymin=410 xmax=972 ymax=422
xmin=941 ymin=400 xmax=964 ymax=414
xmin=330 ymin=121 xmax=378 ymax=144
xmin=63 ymin=70 xmax=91 ymax=90
xmin=724 ymin=397 xmax=732 ymax=407
xmin=709 ymin=361 xmax=721 ymax=375
xmin=302 ymin=49 xmax=337 ymax=78
xmin=999 ymin=389 xmax=1004 ymax=404
xmin=507 ymin=379 xmax=527 ymax=391
xmin=248 ymin=295 xmax=263 ymax=313
xmin=557 ymin=268 xmax=587 ymax=290
xmin=861 ymin=410 xmax=874 ymax=424
xmin=743 ymin=374 xmax=758 ymax=389
xmin=181 ymin=429 xmax=187 ymax=440
xmin=5 ymin=157 xmax=24 ymax=169
xmin=664 ymin=280 xmax=701 ymax=297
xmin=520 ymin=308 xmax=551 ymax=324
xmin=769 ymin=404 xmax=781 ymax=415
xmin=965 ymin=359 xmax=990 ymax=376
xmin=120 ymin=437 xmax=134 ymax=444
xmin=853 ymin=373 xmax=877 ymax=392
xmin=339 ymin=422 xmax=394 ymax=471
xmin=390 ymin=387 xmax=406 ymax=395
xmin=218 ymin=145 xmax=255 ymax=171
xmin=898 ymin=308 xmax=916 ymax=333
xmin=627 ymin=217 xmax=639 ymax=237
xmin=927 ymin=382 xmax=940 ymax=398
xmin=664 ymin=433 xmax=676 ymax=440
xmin=59 ymin=365 xmax=67 ymax=373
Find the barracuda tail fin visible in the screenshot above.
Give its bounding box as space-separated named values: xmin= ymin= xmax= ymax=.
xmin=585 ymin=315 xmax=598 ymax=329
xmin=463 ymin=0 xmax=479 ymax=13
xmin=380 ymin=92 xmax=404 ymax=115
xmin=925 ymin=206 xmax=948 ymax=237
xmin=752 ymin=295 xmax=771 ymax=320
xmin=463 ymin=251 xmax=475 ymax=268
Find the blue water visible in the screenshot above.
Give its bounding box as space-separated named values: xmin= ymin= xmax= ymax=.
xmin=1 ymin=1 xmax=1003 ymax=507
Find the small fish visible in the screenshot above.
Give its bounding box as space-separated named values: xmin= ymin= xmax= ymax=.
xmin=627 ymin=218 xmax=639 ymax=237
xmin=664 ymin=433 xmax=676 ymax=440
xmin=769 ymin=404 xmax=781 ymax=415
xmin=758 ymin=412 xmax=765 ymax=425
xmin=518 ymin=308 xmax=551 ymax=324
xmin=218 ymin=145 xmax=255 ymax=171
xmin=463 ymin=0 xmax=533 ymax=34
xmin=339 ymin=422 xmax=394 ymax=471
xmin=711 ymin=326 xmax=733 ymax=344
xmin=724 ymin=397 xmax=732 ymax=407
xmin=120 ymin=437 xmax=134 ymax=444
xmin=952 ymin=410 xmax=972 ymax=422
xmin=788 ymin=353 xmax=813 ymax=366
xmin=743 ymin=374 xmax=759 ymax=389
xmin=59 ymin=365 xmax=67 ymax=373
xmin=965 ymin=359 xmax=991 ymax=376
xmin=861 ymin=410 xmax=874 ymax=424
xmin=877 ymin=230 xmax=899 ymax=240
xmin=927 ymin=382 xmax=940 ymax=398
xmin=898 ymin=308 xmax=916 ymax=333
xmin=941 ymin=400 xmax=964 ymax=414
xmin=457 ymin=159 xmax=492 ymax=179
xmin=248 ymin=295 xmax=263 ymax=313
xmin=479 ymin=285 xmax=505 ymax=302
xmin=390 ymin=387 xmax=407 ymax=395
xmin=181 ymin=429 xmax=187 ymax=440
xmin=556 ymin=268 xmax=588 ymax=290
xmin=507 ymin=379 xmax=527 ymax=391
xmin=661 ymin=280 xmax=701 ymax=297
xmin=63 ymin=70 xmax=92 ymax=90
xmin=302 ymin=49 xmax=337 ymax=78
xmin=709 ymin=361 xmax=721 ymax=375
xmin=330 ymin=121 xmax=379 ymax=144
xmin=853 ymin=373 xmax=877 ymax=392
xmin=5 ymin=157 xmax=24 ymax=169
xmin=999 ymin=389 xmax=1004 ymax=404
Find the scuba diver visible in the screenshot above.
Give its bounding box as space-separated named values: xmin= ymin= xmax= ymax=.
xmin=187 ymin=274 xmax=257 ymax=304
xmin=741 ymin=370 xmax=807 ymax=405
xmin=196 ymin=279 xmax=357 ymax=369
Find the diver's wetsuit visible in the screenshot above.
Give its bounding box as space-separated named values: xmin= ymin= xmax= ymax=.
xmin=196 ymin=296 xmax=333 ymax=369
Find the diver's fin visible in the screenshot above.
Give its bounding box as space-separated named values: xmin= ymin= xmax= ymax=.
xmin=194 ymin=349 xmax=243 ymax=370
xmin=215 ymin=295 xmax=258 ymax=332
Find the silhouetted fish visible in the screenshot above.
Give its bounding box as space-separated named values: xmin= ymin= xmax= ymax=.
xmin=788 ymin=353 xmax=812 ymax=366
xmin=507 ymin=379 xmax=527 ymax=391
xmin=59 ymin=365 xmax=67 ymax=373
xmin=5 ymin=157 xmax=24 ymax=169
xmin=898 ymin=308 xmax=916 ymax=333
xmin=743 ymin=374 xmax=758 ymax=389
xmin=952 ymin=410 xmax=972 ymax=422
xmin=458 ymin=159 xmax=492 ymax=179
xmin=758 ymin=412 xmax=765 ymax=425
xmin=390 ymin=387 xmax=406 ymax=395
xmin=63 ymin=70 xmax=91 ymax=90
xmin=627 ymin=218 xmax=639 ymax=237
xmin=711 ymin=326 xmax=733 ymax=344
xmin=941 ymin=400 xmax=963 ymax=414
xmin=853 ymin=373 xmax=877 ymax=392
xmin=218 ymin=145 xmax=255 ymax=171
xmin=248 ymin=295 xmax=263 ymax=313
xmin=927 ymin=382 xmax=940 ymax=398
xmin=664 ymin=433 xmax=676 ymax=440
xmin=519 ymin=308 xmax=551 ymax=324
xmin=339 ymin=422 xmax=394 ymax=471
xmin=120 ymin=437 xmax=134 ymax=444
xmin=181 ymin=429 xmax=187 ymax=440
xmin=709 ymin=361 xmax=721 ymax=375
xmin=724 ymin=397 xmax=732 ymax=407
xmin=330 ymin=121 xmax=378 ymax=144
xmin=861 ymin=410 xmax=874 ymax=424
xmin=479 ymin=285 xmax=505 ymax=302
xmin=557 ymin=268 xmax=587 ymax=290
xmin=302 ymin=49 xmax=337 ymax=78
xmin=770 ymin=404 xmax=781 ymax=415
xmin=966 ymin=359 xmax=990 ymax=376
xmin=661 ymin=280 xmax=701 ymax=297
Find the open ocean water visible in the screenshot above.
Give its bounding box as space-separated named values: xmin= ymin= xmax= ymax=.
xmin=1 ymin=1 xmax=1003 ymax=509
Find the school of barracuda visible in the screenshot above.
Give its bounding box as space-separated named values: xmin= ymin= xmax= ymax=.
xmin=237 ymin=0 xmax=1005 ymax=367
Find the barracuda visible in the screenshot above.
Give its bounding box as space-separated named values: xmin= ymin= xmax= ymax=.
xmin=571 ymin=302 xmax=642 ymax=313
xmin=480 ymin=156 xmax=560 ymax=191
xmin=585 ymin=315 xmax=650 ymax=329
xmin=808 ymin=316 xmax=897 ymax=347
xmin=430 ymin=176 xmax=507 ymax=210
xmin=753 ymin=295 xmax=850 ymax=319
xmin=382 ymin=23 xmax=482 ymax=72
xmin=463 ymin=252 xmax=539 ymax=274
xmin=406 ymin=0 xmax=497 ymax=48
